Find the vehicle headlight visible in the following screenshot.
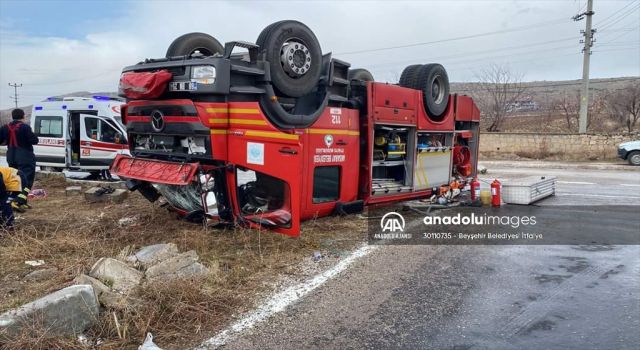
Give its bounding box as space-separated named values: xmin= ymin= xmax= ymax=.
xmin=191 ymin=65 xmax=216 ymax=84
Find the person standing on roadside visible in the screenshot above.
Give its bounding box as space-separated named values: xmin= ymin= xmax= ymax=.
xmin=0 ymin=108 xmax=39 ymax=211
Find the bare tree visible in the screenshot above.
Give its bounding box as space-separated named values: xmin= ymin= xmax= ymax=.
xmin=607 ymin=81 xmax=640 ymax=133
xmin=474 ymin=64 xmax=526 ymax=132
xmin=553 ymin=90 xmax=581 ymax=131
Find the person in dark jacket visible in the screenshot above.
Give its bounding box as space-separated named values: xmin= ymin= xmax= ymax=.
xmin=0 ymin=108 xmax=39 ymax=211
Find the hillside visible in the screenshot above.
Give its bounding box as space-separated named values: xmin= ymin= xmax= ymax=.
xmin=2 ymin=77 xmax=638 ymax=131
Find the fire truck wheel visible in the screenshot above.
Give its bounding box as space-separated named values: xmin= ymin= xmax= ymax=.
xmin=399 ymin=64 xmax=422 ymax=89
xmin=165 ymin=32 xmax=224 ymax=57
xmin=416 ymin=63 xmax=450 ymax=120
xmin=348 ymin=69 xmax=374 ymax=82
xmin=257 ymin=20 xmax=322 ymax=97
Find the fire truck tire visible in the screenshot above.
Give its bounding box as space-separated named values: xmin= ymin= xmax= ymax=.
xmin=257 ymin=20 xmax=322 ymax=97
xmin=256 ymin=20 xmax=287 ymax=50
xmin=399 ymin=64 xmax=422 ymax=89
xmin=348 ymin=69 xmax=374 ymax=82
xmin=259 ymin=83 xmax=329 ymax=129
xmin=416 ymin=64 xmax=450 ymax=120
xmin=165 ymin=32 xmax=224 ymax=57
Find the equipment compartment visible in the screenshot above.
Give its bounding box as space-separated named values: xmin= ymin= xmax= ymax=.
xmin=413 ymin=132 xmax=453 ymax=190
xmin=371 ymin=125 xmax=415 ymax=196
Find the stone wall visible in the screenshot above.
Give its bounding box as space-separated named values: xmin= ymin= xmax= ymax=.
xmin=479 ymin=132 xmax=639 ymax=160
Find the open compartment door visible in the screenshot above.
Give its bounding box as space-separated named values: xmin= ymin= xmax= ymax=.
xmin=227 ymin=134 xmax=302 ymax=236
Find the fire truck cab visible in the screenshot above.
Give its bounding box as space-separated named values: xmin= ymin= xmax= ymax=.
xmin=31 ymin=96 xmax=128 ymax=172
xmin=112 ymin=21 xmax=480 ymax=236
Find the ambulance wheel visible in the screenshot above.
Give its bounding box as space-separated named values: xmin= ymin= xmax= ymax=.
xmin=416 ymin=64 xmax=450 ymax=120
xmin=348 ymin=69 xmax=374 ymax=82
xmin=399 ymin=64 xmax=422 ymax=89
xmin=166 ymin=33 xmax=224 ymax=57
xmin=257 ymin=20 xmax=322 ymax=97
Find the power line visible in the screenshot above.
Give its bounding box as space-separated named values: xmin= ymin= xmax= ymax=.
xmin=364 ymin=36 xmax=580 ymax=70
xmin=335 ymin=17 xmax=569 ymax=55
xmin=594 ymin=0 xmax=638 ymax=27
xmin=598 ymin=2 xmax=640 ymax=31
xmin=8 ymin=82 xmax=22 ymax=109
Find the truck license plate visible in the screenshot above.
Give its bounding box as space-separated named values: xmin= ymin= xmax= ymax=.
xmin=169 ymin=81 xmax=197 ymax=91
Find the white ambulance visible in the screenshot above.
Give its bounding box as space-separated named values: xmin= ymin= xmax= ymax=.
xmin=30 ymin=96 xmax=129 ymax=173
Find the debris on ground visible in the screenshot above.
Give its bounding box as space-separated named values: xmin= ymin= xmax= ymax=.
xmin=139 ymin=332 xmax=163 ymax=350
xmin=24 ymin=260 xmax=45 ymax=267
xmin=0 ymin=285 xmax=99 ymax=336
xmin=118 ymin=216 xmax=139 ymax=227
xmin=84 ymin=186 xmax=128 ymax=204
xmin=145 ymin=250 xmax=210 ymax=281
xmin=89 ymin=257 xmax=143 ymax=292
xmin=74 ymin=274 xmax=130 ymax=310
xmin=23 ymin=267 xmax=58 ymax=282
xmin=65 ymin=186 xmax=83 ymax=196
xmin=27 ymin=188 xmax=48 ymax=199
xmin=313 ymin=251 xmax=323 ymax=262
xmin=127 ymin=243 xmax=179 ymax=268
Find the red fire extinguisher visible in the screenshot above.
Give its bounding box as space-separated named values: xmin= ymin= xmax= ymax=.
xmin=491 ymin=179 xmax=501 ymax=207
xmin=470 ymin=178 xmax=481 ymax=201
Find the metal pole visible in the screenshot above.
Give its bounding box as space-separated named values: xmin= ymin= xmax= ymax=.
xmin=8 ymin=82 xmax=22 ymax=109
xmin=578 ymin=0 xmax=594 ymax=134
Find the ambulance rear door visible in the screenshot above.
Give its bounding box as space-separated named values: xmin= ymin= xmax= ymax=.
xmin=32 ymin=110 xmax=68 ymax=168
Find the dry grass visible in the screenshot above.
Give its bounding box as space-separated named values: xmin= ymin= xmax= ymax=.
xmin=0 ymin=175 xmax=366 ymax=349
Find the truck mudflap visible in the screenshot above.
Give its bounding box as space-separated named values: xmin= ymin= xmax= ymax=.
xmin=110 ymin=154 xmax=199 ymax=185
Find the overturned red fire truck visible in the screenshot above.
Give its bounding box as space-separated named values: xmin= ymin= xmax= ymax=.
xmin=112 ymin=20 xmax=481 ymax=236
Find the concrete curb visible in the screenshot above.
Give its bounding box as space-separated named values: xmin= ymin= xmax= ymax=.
xmin=479 ymin=160 xmax=639 ymax=172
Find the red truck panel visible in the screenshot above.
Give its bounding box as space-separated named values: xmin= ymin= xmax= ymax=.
xmin=370 ymin=83 xmax=417 ymax=125
xmin=454 ymin=95 xmax=481 ymax=122
xmin=111 ymin=154 xmax=199 ymax=185
xmin=416 ymin=95 xmax=454 ymax=131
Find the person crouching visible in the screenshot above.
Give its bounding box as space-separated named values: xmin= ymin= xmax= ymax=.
xmin=0 ymin=166 xmax=22 ymax=230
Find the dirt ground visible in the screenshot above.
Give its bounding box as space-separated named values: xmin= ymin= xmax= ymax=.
xmin=0 ymin=174 xmax=367 ymax=349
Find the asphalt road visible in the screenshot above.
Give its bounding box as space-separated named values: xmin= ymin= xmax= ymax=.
xmin=221 ymin=165 xmax=640 ymax=350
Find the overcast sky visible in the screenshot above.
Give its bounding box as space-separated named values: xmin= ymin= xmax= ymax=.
xmin=0 ymin=0 xmax=638 ymax=109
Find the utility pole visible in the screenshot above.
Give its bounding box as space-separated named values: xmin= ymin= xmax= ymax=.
xmin=573 ymin=0 xmax=595 ymax=134
xmin=8 ymin=82 xmax=22 ymax=109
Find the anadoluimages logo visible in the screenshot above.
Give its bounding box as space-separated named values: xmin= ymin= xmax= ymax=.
xmin=380 ymin=212 xmax=405 ymax=232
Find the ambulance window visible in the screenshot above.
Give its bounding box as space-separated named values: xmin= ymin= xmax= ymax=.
xmin=313 ymin=166 xmax=340 ymax=203
xmin=99 ymin=121 xmax=118 ymax=143
xmin=85 ymin=118 xmax=100 ymax=140
xmin=34 ymin=116 xmax=63 ymax=138
xmin=85 ymin=118 xmax=119 ymax=143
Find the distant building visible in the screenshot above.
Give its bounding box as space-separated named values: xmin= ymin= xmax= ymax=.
xmin=505 ymin=100 xmax=540 ymax=113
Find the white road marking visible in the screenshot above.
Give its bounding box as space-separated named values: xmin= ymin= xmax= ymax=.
xmin=620 ymin=184 xmax=640 ymax=187
xmin=556 ymin=193 xmax=640 ymax=199
xmin=196 ymin=244 xmax=378 ymax=349
xmin=557 ymin=181 xmax=596 ymax=185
